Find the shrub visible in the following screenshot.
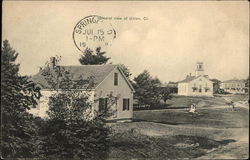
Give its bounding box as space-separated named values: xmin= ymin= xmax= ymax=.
xmin=39 ymin=117 xmax=111 ymax=159
xmin=36 ymin=57 xmax=112 ymax=159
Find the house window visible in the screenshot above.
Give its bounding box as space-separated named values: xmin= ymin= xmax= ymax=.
xmin=114 ymin=73 xmax=118 ymax=86
xmin=123 ymin=98 xmax=130 ymax=111
xmin=99 ymin=98 xmax=108 ymax=113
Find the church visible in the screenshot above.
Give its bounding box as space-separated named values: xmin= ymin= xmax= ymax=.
xmin=178 ymin=62 xmax=213 ymax=97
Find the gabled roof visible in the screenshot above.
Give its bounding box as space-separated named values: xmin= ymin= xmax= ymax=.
xmin=178 ymin=76 xmax=198 ymax=83
xmin=31 ymin=64 xmax=135 ymax=91
xmin=178 ymin=75 xmax=212 ymax=83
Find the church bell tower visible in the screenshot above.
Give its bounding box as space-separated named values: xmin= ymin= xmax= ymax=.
xmin=195 ymin=62 xmax=204 ymax=77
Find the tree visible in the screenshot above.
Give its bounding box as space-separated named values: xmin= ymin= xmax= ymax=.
xmin=38 ymin=57 xmax=111 ymax=159
xmin=245 ymin=76 xmax=249 ymax=87
xmin=133 ymin=70 xmax=162 ymax=105
xmin=119 ymin=64 xmax=132 ymax=79
xmin=119 ymin=64 xmax=135 ymax=86
xmin=79 ymin=47 xmax=133 ymax=85
xmin=244 ymin=76 xmax=249 ymax=93
xmin=211 ymin=78 xmax=230 ymax=94
xmin=159 ymin=87 xmax=172 ymax=103
xmin=1 ymin=40 xmax=42 ymax=158
xmin=211 ymin=78 xmax=221 ymax=94
xmin=79 ymin=47 xmax=110 ymax=65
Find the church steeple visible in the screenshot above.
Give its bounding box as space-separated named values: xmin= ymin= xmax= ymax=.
xmin=195 ymin=62 xmax=204 ymax=77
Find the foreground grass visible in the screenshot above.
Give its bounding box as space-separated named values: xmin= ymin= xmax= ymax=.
xmin=108 ymin=129 xmax=235 ymax=159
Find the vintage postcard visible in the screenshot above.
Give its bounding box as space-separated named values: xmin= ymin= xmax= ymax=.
xmin=2 ymin=1 xmax=249 ymax=159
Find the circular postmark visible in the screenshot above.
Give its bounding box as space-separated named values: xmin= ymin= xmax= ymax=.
xmin=73 ymin=15 xmax=116 ymax=52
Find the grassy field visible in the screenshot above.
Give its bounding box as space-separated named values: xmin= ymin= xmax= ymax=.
xmin=165 ymin=95 xmax=226 ymax=108
xmin=108 ymin=94 xmax=249 ymax=159
xmin=108 ymin=128 xmax=236 ymax=159
xmin=133 ymin=107 xmax=249 ymax=128
xmin=164 ymin=94 xmax=249 ymax=108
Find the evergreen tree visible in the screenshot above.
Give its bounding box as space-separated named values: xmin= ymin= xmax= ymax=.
xmin=1 ymin=40 xmax=41 ymax=158
xmin=79 ymin=47 xmax=110 ymax=65
xmin=119 ymin=64 xmax=132 ymax=79
xmin=133 ymin=70 xmax=162 ymax=105
xmin=159 ymin=87 xmax=173 ymax=103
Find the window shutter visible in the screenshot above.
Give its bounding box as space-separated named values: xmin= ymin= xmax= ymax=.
xmin=123 ymin=99 xmax=126 ymax=111
xmin=127 ymin=99 xmax=130 ymax=110
xmin=114 ymin=73 xmax=118 ymax=86
xmin=99 ymin=98 xmax=105 ymax=112
xmin=99 ymin=98 xmax=108 ymax=113
xmin=105 ymin=98 xmax=108 ymax=113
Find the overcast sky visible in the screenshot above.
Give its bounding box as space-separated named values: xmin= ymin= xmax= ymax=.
xmin=3 ymin=1 xmax=249 ymax=82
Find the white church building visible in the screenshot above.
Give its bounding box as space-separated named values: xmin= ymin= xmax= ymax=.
xmin=178 ymin=62 xmax=213 ymax=97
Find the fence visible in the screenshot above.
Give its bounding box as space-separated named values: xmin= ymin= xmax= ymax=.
xmin=133 ymin=103 xmax=189 ymax=111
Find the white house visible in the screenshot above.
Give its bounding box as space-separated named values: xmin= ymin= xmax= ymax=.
xmin=30 ymin=58 xmax=135 ymax=122
xmin=178 ymin=62 xmax=213 ymax=97
xmin=220 ymin=79 xmax=247 ymax=94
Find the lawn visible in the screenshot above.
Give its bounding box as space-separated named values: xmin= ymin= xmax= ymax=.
xmin=136 ymin=94 xmax=249 ymax=110
xmin=108 ymin=128 xmax=236 ymax=159
xmin=165 ymin=95 xmax=227 ymax=108
xmin=133 ymin=107 xmax=249 ymax=128
xmin=133 ymin=94 xmax=249 ymax=128
xmin=108 ymin=94 xmax=249 ymax=159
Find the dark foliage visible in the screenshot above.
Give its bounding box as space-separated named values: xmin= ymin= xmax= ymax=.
xmin=39 ymin=118 xmax=111 ymax=159
xmin=211 ymin=78 xmax=221 ymax=94
xmin=1 ymin=40 xmax=41 ymax=158
xmin=159 ymin=86 xmax=173 ymax=103
xmin=37 ymin=57 xmax=112 ymax=159
xmin=119 ymin=64 xmax=132 ymax=79
xmin=133 ymin=70 xmax=162 ymax=106
xmin=79 ymin=47 xmax=110 ymax=65
xmin=245 ymin=76 xmax=249 ymax=87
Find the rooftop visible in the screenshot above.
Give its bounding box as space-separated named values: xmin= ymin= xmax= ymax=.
xmin=222 ymin=79 xmax=245 ymax=83
xmin=31 ymin=64 xmax=118 ymax=89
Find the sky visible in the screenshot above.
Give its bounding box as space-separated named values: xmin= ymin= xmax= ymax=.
xmin=2 ymin=1 xmax=249 ymax=82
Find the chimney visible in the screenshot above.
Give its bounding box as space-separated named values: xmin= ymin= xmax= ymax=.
xmin=50 ymin=57 xmax=56 ymax=68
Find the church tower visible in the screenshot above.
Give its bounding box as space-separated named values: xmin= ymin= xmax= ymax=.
xmin=195 ymin=62 xmax=204 ymax=77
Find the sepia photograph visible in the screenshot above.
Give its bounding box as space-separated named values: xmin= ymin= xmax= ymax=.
xmin=1 ymin=1 xmax=249 ymax=159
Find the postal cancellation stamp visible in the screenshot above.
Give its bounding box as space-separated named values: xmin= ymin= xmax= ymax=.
xmin=73 ymin=15 xmax=116 ymax=52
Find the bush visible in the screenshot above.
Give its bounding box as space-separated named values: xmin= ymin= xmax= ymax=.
xmin=38 ymin=117 xmax=111 ymax=159
xmin=109 ymin=129 xmax=236 ymax=159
